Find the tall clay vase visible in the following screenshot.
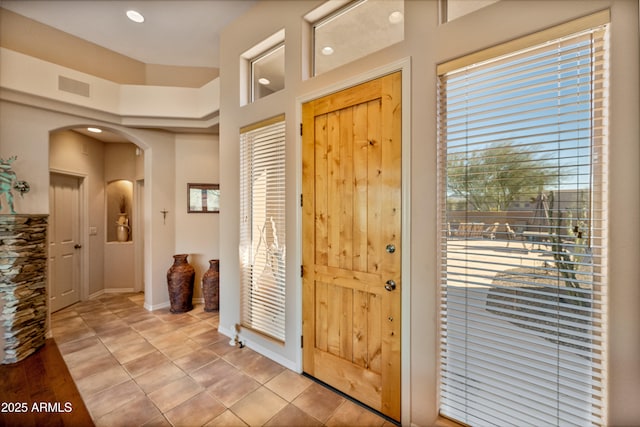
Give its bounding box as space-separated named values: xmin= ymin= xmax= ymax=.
xmin=202 ymin=259 xmax=220 ymax=312
xmin=167 ymin=254 xmax=195 ymax=313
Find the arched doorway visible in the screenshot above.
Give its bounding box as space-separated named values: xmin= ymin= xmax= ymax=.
xmin=49 ymin=125 xmax=146 ymax=310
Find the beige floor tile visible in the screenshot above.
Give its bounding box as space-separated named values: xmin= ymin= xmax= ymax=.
xmin=191 ymin=358 xmax=240 ymax=388
xmin=292 ymin=383 xmax=346 ymax=423
xmin=111 ymin=339 xmax=157 ymax=364
xmin=147 ymin=375 xmax=204 ymax=412
xmin=51 ymin=308 xmax=79 ymax=322
xmin=178 ymin=321 xmax=218 ymax=338
xmin=148 ymin=330 xmax=189 ymax=350
xmin=265 ymin=369 xmax=313 ymax=402
xmin=159 ymin=337 xmax=202 ymax=361
xmin=84 ymin=379 xmax=146 ymax=419
xmin=141 ymin=415 xmax=172 ymax=427
xmin=94 ymin=395 xmax=162 ymax=427
xmin=52 ymin=323 xmax=96 ymax=344
xmin=123 ymin=350 xmax=171 ymax=378
xmin=264 ymin=403 xmax=323 ymax=427
xmin=134 ymin=360 xmax=186 ymax=394
xmin=57 ymin=335 xmax=102 ymax=356
xmin=209 ymin=339 xmax=241 ymax=356
xmin=74 ymin=363 xmax=131 ymax=397
xmin=231 ymin=387 xmax=288 ymax=426
xmin=203 ymin=409 xmax=248 ymax=427
xmin=67 ymin=352 xmax=122 ymax=381
xmin=237 ymin=352 xmax=285 ymax=384
xmin=137 ymin=322 xmax=182 ymax=340
xmin=173 ymin=347 xmax=219 ymax=373
xmin=205 ymin=368 xmax=261 ymax=408
xmin=99 ymin=328 xmax=146 ymax=351
xmin=58 ymin=338 xmax=111 ymax=368
xmin=117 ymin=310 xmax=157 ymax=325
xmin=87 ymin=318 xmax=129 ymax=334
xmin=164 ymin=391 xmax=226 ymax=427
xmin=325 ymin=400 xmax=387 ymax=427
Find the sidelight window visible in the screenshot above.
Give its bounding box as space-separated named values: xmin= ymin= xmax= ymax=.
xmin=239 ymin=116 xmax=286 ymax=342
xmin=437 ymin=14 xmax=609 ymax=426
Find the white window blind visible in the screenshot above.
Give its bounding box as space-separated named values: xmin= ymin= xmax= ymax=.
xmin=240 ymin=117 xmax=286 ymax=342
xmin=438 ymin=22 xmax=608 ymax=426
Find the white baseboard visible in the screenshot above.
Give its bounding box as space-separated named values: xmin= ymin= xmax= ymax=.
xmin=88 ymin=289 xmax=105 ymax=299
xmin=218 ymin=325 xmax=297 ymax=372
xmin=104 ymin=287 xmax=135 ymax=294
xmin=144 ymin=300 xmax=170 ymax=311
xmin=88 ymin=288 xmax=136 ymax=299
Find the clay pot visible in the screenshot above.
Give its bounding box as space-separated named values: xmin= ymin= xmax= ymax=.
xmin=167 ymin=254 xmax=195 ymax=313
xmin=202 ymin=259 xmax=220 ymax=312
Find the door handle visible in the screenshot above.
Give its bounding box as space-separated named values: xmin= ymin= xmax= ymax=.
xmin=74 ymin=244 xmax=82 ymax=249
xmin=386 ymin=244 xmax=396 ymax=254
xmin=384 ymin=280 xmax=396 ymax=292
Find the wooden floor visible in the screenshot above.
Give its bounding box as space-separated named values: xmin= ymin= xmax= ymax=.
xmin=0 ymin=339 xmax=94 ymax=427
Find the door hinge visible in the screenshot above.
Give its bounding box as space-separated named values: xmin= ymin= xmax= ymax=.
xmin=301 ymin=335 xmax=304 ymax=348
xmin=300 ymin=193 xmax=303 ymax=207
xmin=300 ymin=265 xmax=304 ymax=277
xmin=300 ymin=123 xmax=303 ymax=135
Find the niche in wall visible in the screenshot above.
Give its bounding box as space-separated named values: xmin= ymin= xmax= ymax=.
xmin=106 ymin=179 xmax=133 ymax=242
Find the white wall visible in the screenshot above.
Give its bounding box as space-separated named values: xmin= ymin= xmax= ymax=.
xmin=219 ymin=1 xmax=640 ymax=425
xmin=174 ymin=133 xmax=220 ymax=302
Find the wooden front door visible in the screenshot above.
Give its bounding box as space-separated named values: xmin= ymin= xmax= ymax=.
xmin=302 ymin=72 xmax=402 ymax=421
xmin=49 ymin=173 xmax=81 ymax=312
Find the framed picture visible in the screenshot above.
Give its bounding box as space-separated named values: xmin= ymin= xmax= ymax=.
xmin=188 ymin=183 xmax=220 ymax=213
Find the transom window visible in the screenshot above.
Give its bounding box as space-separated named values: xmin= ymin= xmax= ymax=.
xmin=307 ymin=0 xmax=404 ymax=76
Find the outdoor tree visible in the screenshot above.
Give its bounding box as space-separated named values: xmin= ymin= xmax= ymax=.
xmin=447 ymin=142 xmax=555 ymax=211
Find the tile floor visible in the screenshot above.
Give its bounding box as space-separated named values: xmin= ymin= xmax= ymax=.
xmin=50 ymin=293 xmax=395 ymax=427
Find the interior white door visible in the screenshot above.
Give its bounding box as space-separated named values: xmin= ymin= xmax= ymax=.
xmin=49 ymin=173 xmax=81 ymax=312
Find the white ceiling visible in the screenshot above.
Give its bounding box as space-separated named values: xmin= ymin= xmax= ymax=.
xmin=0 ymin=0 xmax=257 ymax=68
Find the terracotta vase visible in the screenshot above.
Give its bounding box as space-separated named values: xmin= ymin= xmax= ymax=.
xmin=202 ymin=259 xmax=220 ymax=312
xmin=167 ymin=254 xmax=195 ymax=313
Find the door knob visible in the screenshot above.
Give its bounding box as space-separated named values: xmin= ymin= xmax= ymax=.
xmin=386 ymin=244 xmax=396 ymax=254
xmin=74 ymin=244 xmax=82 ymax=249
xmin=384 ymin=280 xmax=396 ymax=292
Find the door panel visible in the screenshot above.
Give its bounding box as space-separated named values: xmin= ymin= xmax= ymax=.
xmin=302 ymin=72 xmax=402 ymax=421
xmin=49 ymin=173 xmax=81 ymax=312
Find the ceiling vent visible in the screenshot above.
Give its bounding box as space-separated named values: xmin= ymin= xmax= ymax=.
xmin=58 ymin=76 xmax=90 ymax=97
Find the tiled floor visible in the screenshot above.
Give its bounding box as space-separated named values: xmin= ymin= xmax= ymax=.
xmin=51 ymin=293 xmax=394 ymax=427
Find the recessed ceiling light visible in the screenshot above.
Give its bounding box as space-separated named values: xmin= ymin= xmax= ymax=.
xmin=126 ymin=10 xmax=145 ymax=23
xmin=258 ymin=78 xmax=271 ymax=85
xmin=87 ymin=127 xmax=102 ymax=133
xmin=321 ymin=46 xmax=334 ymax=56
xmin=388 ymin=11 xmax=403 ymax=24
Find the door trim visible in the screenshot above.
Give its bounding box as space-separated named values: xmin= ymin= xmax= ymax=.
xmin=296 ymin=57 xmax=412 ymax=421
xmin=50 ymin=168 xmax=88 ymax=303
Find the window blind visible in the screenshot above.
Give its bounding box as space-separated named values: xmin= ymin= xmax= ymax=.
xmin=240 ymin=117 xmax=286 ymax=342
xmin=437 ymin=23 xmax=608 ymax=426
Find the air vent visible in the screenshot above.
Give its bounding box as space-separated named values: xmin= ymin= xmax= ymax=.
xmin=58 ymin=76 xmax=90 ymax=97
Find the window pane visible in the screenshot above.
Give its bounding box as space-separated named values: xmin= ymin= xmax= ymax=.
xmin=438 ymin=25 xmax=608 ymax=426
xmin=313 ymin=0 xmax=404 ymax=76
xmin=252 ymin=44 xmax=285 ymax=102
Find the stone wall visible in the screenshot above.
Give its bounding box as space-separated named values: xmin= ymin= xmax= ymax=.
xmin=0 ymin=215 xmax=48 ymax=364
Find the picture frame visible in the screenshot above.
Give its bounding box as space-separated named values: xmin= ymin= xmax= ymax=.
xmin=187 ymin=183 xmax=220 ymax=213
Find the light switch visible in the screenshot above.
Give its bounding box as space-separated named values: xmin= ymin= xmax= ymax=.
xmin=89 ymin=226 xmax=97 ymax=236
